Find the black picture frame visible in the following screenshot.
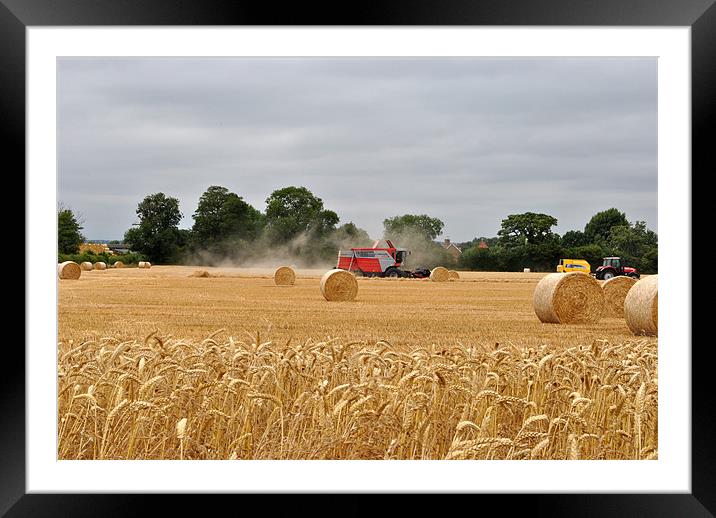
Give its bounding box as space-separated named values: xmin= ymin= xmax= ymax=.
xmin=5 ymin=0 xmax=710 ymax=515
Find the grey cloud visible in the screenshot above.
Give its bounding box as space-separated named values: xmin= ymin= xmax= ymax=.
xmin=58 ymin=57 xmax=657 ymax=241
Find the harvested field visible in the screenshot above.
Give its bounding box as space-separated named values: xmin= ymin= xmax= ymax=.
xmin=59 ymin=266 xmax=638 ymax=349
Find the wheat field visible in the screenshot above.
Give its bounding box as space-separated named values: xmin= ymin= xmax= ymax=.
xmin=57 ymin=266 xmax=657 ymax=460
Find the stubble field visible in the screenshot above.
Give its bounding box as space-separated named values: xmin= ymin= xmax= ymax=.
xmin=57 ymin=266 xmax=657 ymax=460
xmin=58 ymin=266 xmax=637 ymax=348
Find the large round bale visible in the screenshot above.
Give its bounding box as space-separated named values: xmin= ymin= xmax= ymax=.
xmin=113 ymin=261 xmax=124 ymax=268
xmin=274 ymin=266 xmax=296 ymax=286
xmin=93 ymin=261 xmax=107 ymax=270
xmin=430 ymin=266 xmax=450 ymax=282
xmin=533 ymin=272 xmax=604 ymax=324
xmin=80 ymin=261 xmax=93 ymax=271
xmin=57 ymin=261 xmax=81 ymax=280
xmin=601 ymin=276 xmax=637 ymax=318
xmin=320 ymin=269 xmax=358 ymax=302
xmin=448 ymin=270 xmax=460 ymax=280
xmin=624 ymin=275 xmax=658 ymax=336
xmin=138 ymin=261 xmax=152 ymax=269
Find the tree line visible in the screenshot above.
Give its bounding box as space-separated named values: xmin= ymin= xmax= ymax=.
xmin=459 ymin=208 xmax=657 ymax=273
xmin=58 ymin=186 xmax=657 ymax=273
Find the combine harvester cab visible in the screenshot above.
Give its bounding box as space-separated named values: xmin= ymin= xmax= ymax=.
xmin=337 ymin=240 xmax=415 ymax=278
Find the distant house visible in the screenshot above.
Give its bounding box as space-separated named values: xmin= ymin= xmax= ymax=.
xmin=478 ymin=240 xmax=489 ymax=249
xmin=442 ymin=238 xmax=462 ymax=260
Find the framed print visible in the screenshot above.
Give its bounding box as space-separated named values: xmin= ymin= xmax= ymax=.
xmin=5 ymin=0 xmax=711 ymax=514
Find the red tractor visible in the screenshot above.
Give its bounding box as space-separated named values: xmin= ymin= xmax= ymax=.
xmin=336 ymin=240 xmax=430 ymax=278
xmin=593 ymin=257 xmax=640 ymax=280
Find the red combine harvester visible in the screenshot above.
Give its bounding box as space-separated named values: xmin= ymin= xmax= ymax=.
xmin=336 ymin=240 xmax=430 ymax=278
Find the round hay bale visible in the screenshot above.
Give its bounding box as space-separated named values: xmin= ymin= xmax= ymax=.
xmin=448 ymin=270 xmax=460 ymax=280
xmin=601 ymin=276 xmax=637 ymax=318
xmin=430 ymin=266 xmax=450 ymax=282
xmin=274 ymin=266 xmax=296 ymax=286
xmin=533 ymin=272 xmax=604 ymax=324
xmin=138 ymin=261 xmax=152 ymax=269
xmin=320 ymin=269 xmax=358 ymax=302
xmin=138 ymin=261 xmax=145 ymax=268
xmin=57 ymin=261 xmax=81 ymax=280
xmin=190 ymin=270 xmax=211 ymax=278
xmin=80 ymin=261 xmax=93 ymax=271
xmin=93 ymin=261 xmax=107 ymax=270
xmin=113 ymin=261 xmax=124 ymax=268
xmin=523 ymin=268 xmax=531 ymax=273
xmin=624 ymin=275 xmax=658 ymax=336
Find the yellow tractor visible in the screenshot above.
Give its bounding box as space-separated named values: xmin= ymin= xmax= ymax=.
xmin=556 ymin=258 xmax=591 ymax=274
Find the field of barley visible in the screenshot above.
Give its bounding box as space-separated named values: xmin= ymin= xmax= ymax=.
xmin=57 ymin=266 xmax=657 ymax=460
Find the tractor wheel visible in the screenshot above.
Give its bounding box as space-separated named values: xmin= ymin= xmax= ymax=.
xmin=629 ymin=273 xmax=640 ymax=279
xmin=602 ymin=271 xmax=615 ymax=280
xmin=384 ymin=267 xmax=400 ymax=278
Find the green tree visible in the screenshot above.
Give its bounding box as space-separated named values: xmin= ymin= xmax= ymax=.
xmin=584 ymin=208 xmax=628 ymax=243
xmin=527 ymin=236 xmax=563 ymax=271
xmin=383 ymin=214 xmax=444 ymax=241
xmin=264 ymin=186 xmax=338 ymax=242
xmin=124 ymin=193 xmax=183 ymax=264
xmin=173 ymin=228 xmax=194 ymax=261
xmin=607 ymin=221 xmax=658 ymax=273
xmin=561 ymin=230 xmax=588 ymax=248
xmin=191 ymin=186 xmax=230 ymax=243
xmin=641 ymin=248 xmax=658 ymax=274
xmin=218 ymin=195 xmax=264 ymax=241
xmin=497 ymin=212 xmax=558 ymax=247
xmin=459 ymin=245 xmax=501 ymax=271
xmin=562 ymin=243 xmax=606 ymax=271
xmin=192 ymin=185 xmax=263 ymax=245
xmin=58 ymin=207 xmax=85 ymax=254
xmin=331 ymin=222 xmax=372 ymax=249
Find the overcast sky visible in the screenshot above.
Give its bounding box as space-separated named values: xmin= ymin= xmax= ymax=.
xmin=58 ymin=57 xmax=657 ymax=242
